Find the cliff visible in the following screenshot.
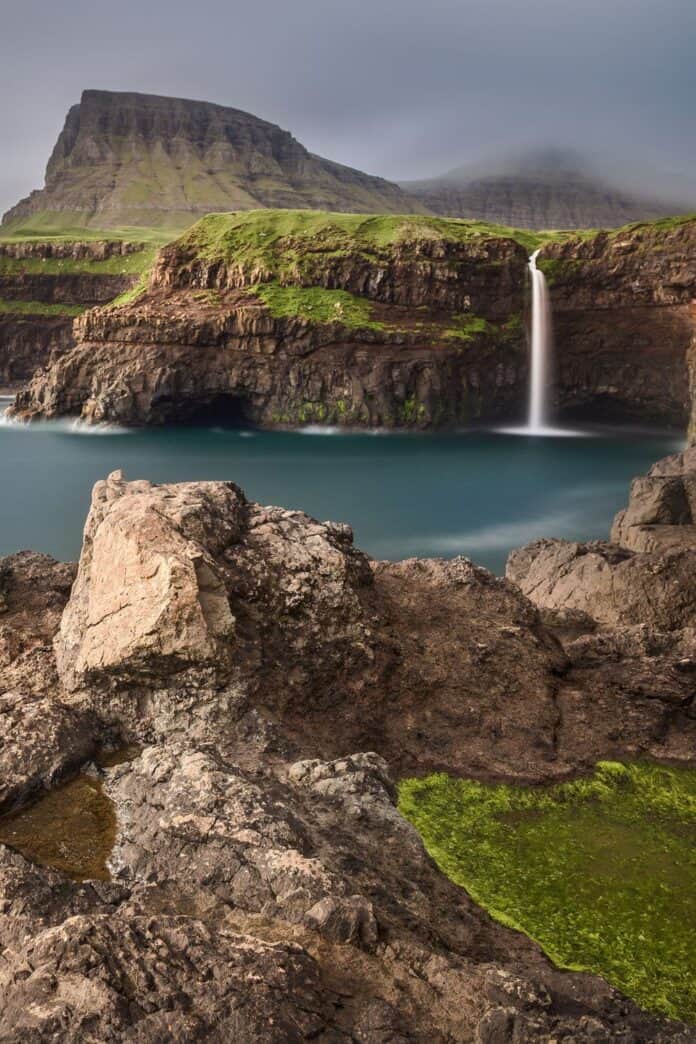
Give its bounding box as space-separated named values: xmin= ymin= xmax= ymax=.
xmin=0 ymin=469 xmax=693 ymax=1039
xmin=537 ymin=216 xmax=696 ymax=426
xmin=12 ymin=211 xmax=531 ymax=427
xmin=2 ymin=90 xmax=425 ymax=234
xmin=0 ymin=239 xmax=154 ymax=387
xmin=11 ymin=211 xmax=696 ymax=429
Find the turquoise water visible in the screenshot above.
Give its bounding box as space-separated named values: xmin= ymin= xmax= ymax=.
xmin=0 ymin=407 xmax=682 ymax=574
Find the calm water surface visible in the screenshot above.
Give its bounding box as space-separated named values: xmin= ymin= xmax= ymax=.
xmin=0 ymin=403 xmax=682 ymax=574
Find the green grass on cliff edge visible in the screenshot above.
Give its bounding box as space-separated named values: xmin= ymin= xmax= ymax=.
xmin=399 ymin=761 xmax=696 ymax=1024
xmin=0 ymin=298 xmax=86 ymax=318
xmin=0 ymin=247 xmax=157 ymax=277
xmin=180 ymin=209 xmax=551 ymax=270
xmin=251 ymin=283 xmax=385 ymax=330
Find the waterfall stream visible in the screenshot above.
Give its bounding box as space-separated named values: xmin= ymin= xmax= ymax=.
xmin=527 ymin=249 xmax=552 ymax=432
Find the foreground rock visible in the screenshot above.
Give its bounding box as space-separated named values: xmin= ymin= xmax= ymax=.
xmin=509 ymin=445 xmax=696 ymax=632
xmin=0 ymin=473 xmax=694 ymax=1041
xmin=507 ymin=447 xmax=696 ymax=776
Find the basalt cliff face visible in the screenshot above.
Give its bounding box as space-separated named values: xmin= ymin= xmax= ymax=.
xmin=2 ymin=90 xmax=424 ymax=233
xmin=1 ymin=469 xmax=695 ymax=1040
xmin=13 ymin=213 xmax=530 ymax=428
xmin=11 ymin=212 xmax=696 ymax=429
xmin=0 ymin=239 xmax=150 ymax=389
xmin=539 ymin=219 xmax=696 ymax=426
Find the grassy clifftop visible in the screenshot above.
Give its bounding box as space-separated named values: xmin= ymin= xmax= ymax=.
xmin=178 ymin=209 xmax=549 ymax=267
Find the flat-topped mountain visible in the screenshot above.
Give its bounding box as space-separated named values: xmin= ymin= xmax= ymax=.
xmin=402 ymin=148 xmax=695 ymax=229
xmin=2 ymin=90 xmax=425 ymax=233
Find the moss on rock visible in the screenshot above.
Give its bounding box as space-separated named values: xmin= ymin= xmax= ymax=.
xmin=399 ymin=761 xmax=696 ymax=1023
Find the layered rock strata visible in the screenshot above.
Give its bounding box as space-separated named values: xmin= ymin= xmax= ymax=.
xmin=0 ymin=471 xmax=694 ymax=1039
xmin=2 ymin=89 xmax=425 ymax=232
xmin=12 ymin=213 xmax=696 ymax=429
xmin=538 ymin=219 xmax=696 ymax=425
xmin=12 ymin=215 xmax=529 ymax=427
xmin=0 ymin=239 xmax=147 ymax=387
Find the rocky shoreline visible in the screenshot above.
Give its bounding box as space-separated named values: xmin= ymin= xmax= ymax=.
xmin=0 ymin=453 xmax=695 ymax=1040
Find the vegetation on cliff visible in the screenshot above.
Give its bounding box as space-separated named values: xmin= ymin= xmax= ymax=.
xmin=0 ymin=247 xmax=157 ymax=277
xmin=0 ymin=298 xmax=85 ymax=318
xmin=179 ymin=209 xmax=548 ymax=271
xmin=0 ymin=223 xmax=174 ymax=245
xmin=399 ymin=761 xmax=696 ymax=1023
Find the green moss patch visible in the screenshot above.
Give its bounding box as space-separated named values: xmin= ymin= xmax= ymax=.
xmin=0 ymin=298 xmax=85 ymax=317
xmin=399 ymin=762 xmax=696 ymax=1023
xmin=444 ymin=314 xmax=493 ymax=342
xmin=253 ymin=283 xmax=384 ymax=331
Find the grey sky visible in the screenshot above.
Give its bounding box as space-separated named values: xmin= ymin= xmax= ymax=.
xmin=2 ymin=0 xmax=695 ymax=214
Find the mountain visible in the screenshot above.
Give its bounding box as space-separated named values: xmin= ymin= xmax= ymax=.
xmin=401 ymin=148 xmax=695 ymax=229
xmin=2 ymin=90 xmax=425 ymax=233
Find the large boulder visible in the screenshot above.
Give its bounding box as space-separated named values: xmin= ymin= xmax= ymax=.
xmin=507 ymin=538 xmax=696 ymax=631
xmin=56 ymin=470 xmax=372 ymax=695
xmin=612 ymin=445 xmax=696 ymax=552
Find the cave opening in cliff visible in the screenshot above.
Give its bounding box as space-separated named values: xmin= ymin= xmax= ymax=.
xmin=155 ymin=393 xmax=253 ymax=429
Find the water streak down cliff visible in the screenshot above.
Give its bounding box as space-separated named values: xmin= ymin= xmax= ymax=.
xmin=527 ymin=250 xmax=552 ymax=431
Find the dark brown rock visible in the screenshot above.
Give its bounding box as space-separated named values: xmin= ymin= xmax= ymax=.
xmin=538 ymin=220 xmax=696 ymax=426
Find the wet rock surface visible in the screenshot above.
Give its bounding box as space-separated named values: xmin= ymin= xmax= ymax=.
xmin=0 ymin=471 xmax=694 ymax=1040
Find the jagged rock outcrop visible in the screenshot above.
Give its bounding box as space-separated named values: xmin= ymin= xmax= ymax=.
xmin=2 ymin=90 xmax=425 ymax=233
xmin=611 ymin=445 xmax=696 ymax=551
xmin=1 ymin=472 xmax=695 ymax=1039
xmin=507 ymin=447 xmax=696 ymax=769
xmin=507 ymin=538 xmax=696 ymax=631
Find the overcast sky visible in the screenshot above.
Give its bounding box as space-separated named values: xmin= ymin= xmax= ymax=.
xmin=1 ymin=0 xmax=695 ymax=215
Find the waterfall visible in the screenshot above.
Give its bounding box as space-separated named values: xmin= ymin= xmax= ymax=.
xmin=527 ymin=249 xmax=552 ymax=431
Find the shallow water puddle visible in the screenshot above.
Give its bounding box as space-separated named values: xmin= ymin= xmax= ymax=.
xmin=0 ymin=775 xmax=117 ymax=881
xmin=399 ymin=761 xmax=696 ymax=1023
